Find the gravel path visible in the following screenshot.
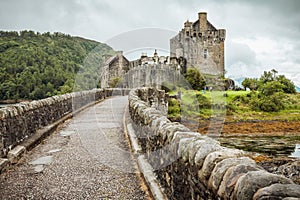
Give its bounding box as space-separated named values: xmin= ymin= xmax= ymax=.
xmin=0 ymin=96 xmax=150 ymax=200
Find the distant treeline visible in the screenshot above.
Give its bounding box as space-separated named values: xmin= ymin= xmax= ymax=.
xmin=0 ymin=30 xmax=115 ymax=101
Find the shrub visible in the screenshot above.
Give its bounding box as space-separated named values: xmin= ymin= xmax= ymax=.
xmin=196 ymin=93 xmax=211 ymax=109
xmin=168 ymin=98 xmax=181 ymax=121
xmin=185 ymin=68 xmax=206 ymax=91
xmin=251 ymin=92 xmax=285 ymax=112
xmin=168 ymin=98 xmax=180 ymax=114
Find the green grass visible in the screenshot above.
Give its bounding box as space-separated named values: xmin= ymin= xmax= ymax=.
xmin=168 ymin=89 xmax=300 ymax=122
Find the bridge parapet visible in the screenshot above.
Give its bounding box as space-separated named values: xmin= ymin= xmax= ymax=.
xmin=128 ymin=87 xmax=300 ymax=200
xmin=0 ymin=88 xmax=130 ymax=158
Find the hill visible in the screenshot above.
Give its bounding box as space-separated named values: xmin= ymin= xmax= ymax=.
xmin=0 ymin=30 xmax=115 ymax=101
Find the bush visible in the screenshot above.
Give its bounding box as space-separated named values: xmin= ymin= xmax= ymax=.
xmin=196 ymin=93 xmax=211 ymax=109
xmin=251 ymin=92 xmax=285 ymax=112
xmin=185 ymin=68 xmax=206 ymax=91
xmin=108 ymin=77 xmax=121 ymax=88
xmin=168 ymin=98 xmax=180 ymax=114
xmin=226 ymin=102 xmax=238 ymax=113
xmin=168 ymin=98 xmax=181 ymax=121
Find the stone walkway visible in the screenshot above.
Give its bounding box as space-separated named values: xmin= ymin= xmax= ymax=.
xmin=0 ymin=96 xmax=149 ymax=199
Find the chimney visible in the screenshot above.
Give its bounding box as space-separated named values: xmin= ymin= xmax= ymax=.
xmin=198 ymin=12 xmax=207 ymax=32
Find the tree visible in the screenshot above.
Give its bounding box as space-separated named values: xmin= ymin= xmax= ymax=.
xmin=238 ymin=69 xmax=297 ymax=112
xmin=259 ymin=69 xmax=278 ymax=84
xmin=258 ymin=69 xmax=296 ymax=94
xmin=185 ymin=68 xmax=206 ymax=91
xmin=276 ymin=75 xmax=296 ymax=94
xmin=0 ymin=30 xmax=115 ymax=100
xmin=242 ymin=78 xmax=259 ymax=91
xmin=259 ymin=81 xmax=284 ymax=96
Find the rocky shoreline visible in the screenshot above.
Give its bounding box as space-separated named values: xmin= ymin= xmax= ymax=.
xmin=197 ymin=119 xmax=300 ymax=135
xmin=256 ymin=157 xmax=300 ymax=184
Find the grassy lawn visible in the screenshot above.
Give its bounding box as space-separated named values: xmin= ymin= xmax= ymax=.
xmin=168 ymin=89 xmax=300 ymax=122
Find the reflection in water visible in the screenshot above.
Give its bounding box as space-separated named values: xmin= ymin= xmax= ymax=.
xmin=290 ymin=144 xmax=300 ymax=158
xmin=219 ymin=135 xmax=300 ymax=158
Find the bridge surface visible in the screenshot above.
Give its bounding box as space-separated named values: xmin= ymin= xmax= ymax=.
xmin=0 ymin=96 xmax=149 ymax=199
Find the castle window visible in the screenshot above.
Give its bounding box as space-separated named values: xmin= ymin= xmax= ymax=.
xmin=186 ymin=31 xmax=190 ymax=36
xmin=198 ymin=33 xmax=202 ymax=38
xmin=203 ymin=49 xmax=208 ymax=59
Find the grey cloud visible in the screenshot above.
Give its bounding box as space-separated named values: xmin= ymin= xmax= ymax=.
xmin=226 ymin=40 xmax=257 ymax=67
xmin=0 ymin=0 xmax=299 ymax=83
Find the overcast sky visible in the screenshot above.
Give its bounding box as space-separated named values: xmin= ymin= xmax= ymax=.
xmin=1 ymin=0 xmax=299 ymax=86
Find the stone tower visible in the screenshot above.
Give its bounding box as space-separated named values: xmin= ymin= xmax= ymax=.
xmin=170 ymin=12 xmax=226 ymax=76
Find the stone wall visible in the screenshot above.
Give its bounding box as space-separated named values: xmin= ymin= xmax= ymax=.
xmin=0 ymin=88 xmax=130 ymax=158
xmin=124 ymin=64 xmax=183 ymax=89
xmin=128 ymin=87 xmax=300 ymax=200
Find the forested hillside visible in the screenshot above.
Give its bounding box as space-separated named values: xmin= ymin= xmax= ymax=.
xmin=0 ymin=30 xmax=115 ymax=101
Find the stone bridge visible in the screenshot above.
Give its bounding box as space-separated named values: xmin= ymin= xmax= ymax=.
xmin=0 ymin=88 xmax=299 ymax=199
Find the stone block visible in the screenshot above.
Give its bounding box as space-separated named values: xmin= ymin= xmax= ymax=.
xmin=194 ymin=139 xmax=222 ymax=168
xmin=163 ymin=124 xmax=190 ymax=143
xmin=218 ymin=164 xmax=262 ymax=199
xmin=233 ymin=170 xmax=293 ymax=200
xmin=253 ymin=184 xmax=300 ymax=200
xmin=150 ymin=116 xmax=170 ymax=135
xmin=199 ymin=148 xmax=244 ymax=181
xmin=7 ymin=145 xmax=26 ymax=164
xmin=208 ymin=157 xmax=256 ymax=193
xmin=187 ymin=136 xmax=211 ymax=164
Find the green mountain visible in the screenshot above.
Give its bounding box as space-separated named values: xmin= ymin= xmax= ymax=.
xmin=0 ymin=30 xmax=115 ymax=101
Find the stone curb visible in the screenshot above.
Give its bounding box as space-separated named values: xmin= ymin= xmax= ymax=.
xmin=0 ymin=158 xmax=9 ymax=173
xmin=126 ymin=123 xmax=142 ymax=154
xmin=1 ymin=98 xmax=105 ymax=174
xmin=124 ymin=107 xmax=168 ymax=200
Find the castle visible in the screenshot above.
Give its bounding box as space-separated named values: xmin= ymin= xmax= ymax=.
xmin=101 ymin=12 xmax=226 ymax=88
xmin=170 ymin=12 xmax=226 ymax=76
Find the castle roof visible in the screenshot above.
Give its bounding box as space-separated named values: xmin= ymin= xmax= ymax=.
xmin=104 ymin=54 xmax=129 ymax=66
xmin=192 ymin=19 xmax=217 ymax=31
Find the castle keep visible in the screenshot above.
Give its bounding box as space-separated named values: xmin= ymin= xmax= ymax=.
xmin=170 ymin=12 xmax=226 ymax=76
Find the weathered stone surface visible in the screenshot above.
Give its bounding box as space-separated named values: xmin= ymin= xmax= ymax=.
xmin=7 ymin=145 xmax=26 ymax=164
xmin=233 ymin=171 xmax=293 ymax=200
xmin=165 ymin=124 xmax=190 ymax=143
xmin=0 ymin=158 xmax=8 ymax=172
xmin=208 ymin=157 xmax=256 ymax=192
xmin=194 ymin=139 xmax=222 ymax=168
xmin=199 ymin=148 xmax=244 ymax=181
xmin=171 ymin=131 xmax=201 ymax=144
xmin=253 ymin=184 xmax=300 ymax=200
xmin=188 ymin=137 xmax=210 ymax=164
xmin=178 ymin=138 xmax=195 ymax=162
xmin=275 ymin=160 xmax=300 ymax=184
xmin=218 ymin=164 xmax=262 ymax=199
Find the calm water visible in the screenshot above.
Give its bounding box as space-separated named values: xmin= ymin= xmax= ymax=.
xmin=219 ymin=135 xmax=300 ymax=158
xmin=290 ymin=144 xmax=300 ymax=158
